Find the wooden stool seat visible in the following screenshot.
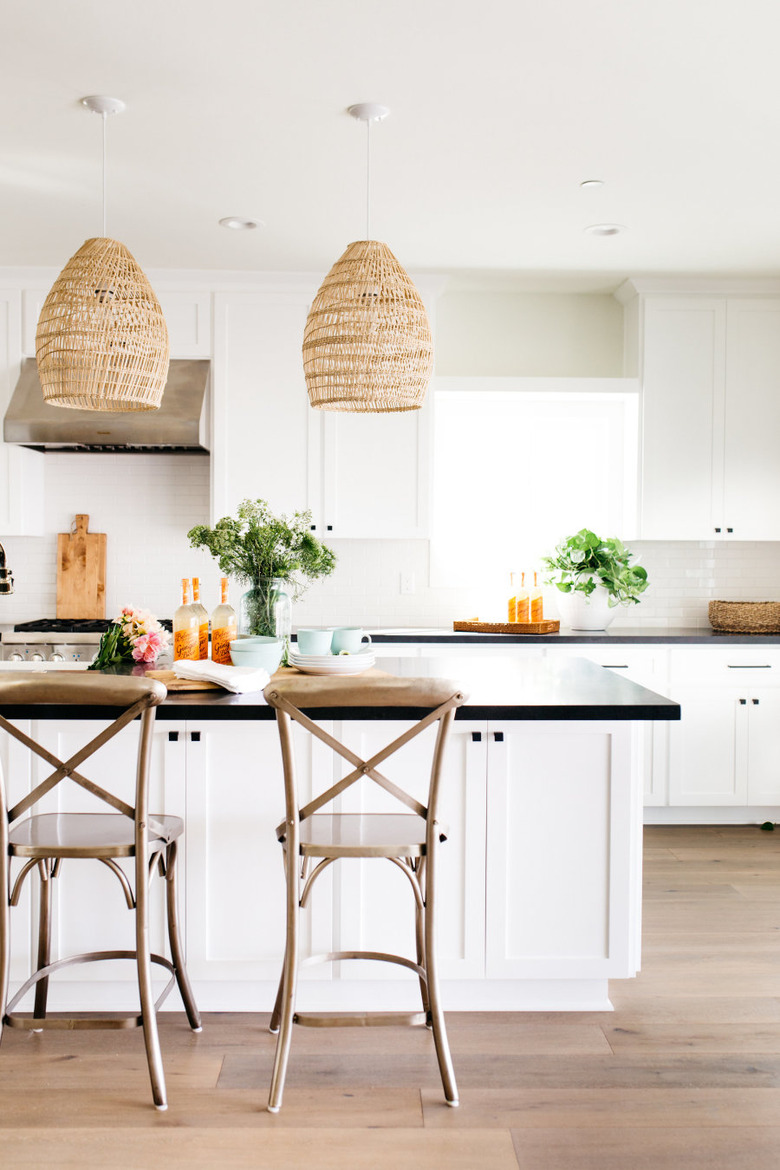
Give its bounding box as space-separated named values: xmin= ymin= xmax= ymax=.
xmin=9 ymin=812 xmax=183 ymax=858
xmin=281 ymin=812 xmax=446 ymax=859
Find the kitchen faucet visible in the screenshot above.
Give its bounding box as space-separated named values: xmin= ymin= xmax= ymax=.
xmin=0 ymin=542 xmax=14 ymax=594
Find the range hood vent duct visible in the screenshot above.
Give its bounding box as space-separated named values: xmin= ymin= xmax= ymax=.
xmin=4 ymin=358 xmax=210 ymax=453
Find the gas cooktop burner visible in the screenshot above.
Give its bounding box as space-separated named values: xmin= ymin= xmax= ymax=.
xmin=13 ymin=618 xmax=173 ymax=634
xmin=14 ymin=619 xmax=113 ymax=634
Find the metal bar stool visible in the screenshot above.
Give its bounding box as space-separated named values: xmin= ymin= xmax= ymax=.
xmin=263 ymin=671 xmax=466 ymax=1113
xmin=0 ymin=672 xmax=201 ymax=1111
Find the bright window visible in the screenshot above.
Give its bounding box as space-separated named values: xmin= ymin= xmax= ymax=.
xmin=430 ymin=382 xmax=638 ymax=587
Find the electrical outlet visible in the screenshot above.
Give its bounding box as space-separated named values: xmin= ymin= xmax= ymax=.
xmin=400 ymin=572 xmax=416 ymax=595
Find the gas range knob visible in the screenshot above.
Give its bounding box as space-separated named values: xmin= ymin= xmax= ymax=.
xmin=30 ymin=652 xmax=45 ymax=662
xmin=8 ymin=651 xmax=24 ymax=662
xmin=49 ymin=653 xmax=65 ymax=662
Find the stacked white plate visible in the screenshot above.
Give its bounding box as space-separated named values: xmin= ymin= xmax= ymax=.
xmin=288 ymin=647 xmax=375 ymax=676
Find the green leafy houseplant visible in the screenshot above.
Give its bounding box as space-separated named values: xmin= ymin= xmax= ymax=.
xmin=540 ymin=528 xmax=649 ymax=606
xmin=187 ymin=500 xmax=336 ymax=641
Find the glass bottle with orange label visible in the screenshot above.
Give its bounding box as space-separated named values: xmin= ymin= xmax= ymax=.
xmin=515 ymin=571 xmax=530 ymax=623
xmin=507 ymin=572 xmax=517 ymax=623
xmin=191 ymin=577 xmax=209 ymax=660
xmin=173 ymin=578 xmax=199 ymax=661
xmin=530 ymin=570 xmax=544 ymax=622
xmin=211 ymin=577 xmax=237 ymax=665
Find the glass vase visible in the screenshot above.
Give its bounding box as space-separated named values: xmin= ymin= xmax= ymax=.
xmin=239 ymin=578 xmax=292 ymax=642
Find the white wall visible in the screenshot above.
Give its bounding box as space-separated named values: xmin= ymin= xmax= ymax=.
xmin=1 ymin=453 xmax=221 ymax=624
xmin=3 ymin=454 xmax=780 ymax=632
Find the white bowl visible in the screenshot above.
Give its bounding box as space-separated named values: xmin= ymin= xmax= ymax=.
xmin=229 ymin=636 xmax=283 ymax=672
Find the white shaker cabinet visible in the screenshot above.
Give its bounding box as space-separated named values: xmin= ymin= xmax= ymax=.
xmin=667 ymin=648 xmax=780 ymax=808
xmin=212 ymin=289 xmax=431 ymax=537
xmin=0 ymin=289 xmax=44 ymax=536
xmin=485 ymin=719 xmax=641 ymax=1006
xmin=629 ymin=290 xmax=780 ymax=540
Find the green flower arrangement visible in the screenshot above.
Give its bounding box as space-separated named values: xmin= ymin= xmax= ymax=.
xmin=187 ymin=498 xmax=336 ymax=596
xmin=188 ymin=500 xmax=336 ymax=645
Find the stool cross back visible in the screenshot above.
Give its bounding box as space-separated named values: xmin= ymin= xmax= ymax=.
xmin=263 ymin=670 xmax=467 ymax=1113
xmin=0 ymin=672 xmax=201 ymax=1111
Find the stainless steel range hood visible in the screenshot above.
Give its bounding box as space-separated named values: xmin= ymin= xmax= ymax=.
xmin=4 ymin=358 xmax=210 ymax=452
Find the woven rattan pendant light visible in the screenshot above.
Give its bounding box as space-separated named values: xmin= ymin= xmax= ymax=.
xmin=36 ymin=96 xmax=169 ymax=412
xmin=302 ymin=104 xmax=433 ymax=413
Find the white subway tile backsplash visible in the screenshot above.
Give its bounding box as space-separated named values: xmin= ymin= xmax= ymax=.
xmin=5 ymin=459 xmax=780 ymax=631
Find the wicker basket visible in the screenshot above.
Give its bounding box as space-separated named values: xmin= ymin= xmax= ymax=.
xmin=708 ymin=600 xmax=780 ymax=633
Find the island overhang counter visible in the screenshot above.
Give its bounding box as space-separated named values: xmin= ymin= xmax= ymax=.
xmin=0 ymin=655 xmax=679 ymax=1014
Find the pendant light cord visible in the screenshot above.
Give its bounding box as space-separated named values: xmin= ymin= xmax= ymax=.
xmin=101 ymin=111 xmax=107 ymax=238
xmin=365 ymin=117 xmax=371 ymax=240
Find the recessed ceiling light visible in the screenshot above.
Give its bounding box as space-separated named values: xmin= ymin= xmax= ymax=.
xmin=218 ymin=216 xmax=261 ymax=231
xmin=584 ymin=223 xmax=625 ymax=237
xmin=579 ymin=179 xmax=604 ymax=189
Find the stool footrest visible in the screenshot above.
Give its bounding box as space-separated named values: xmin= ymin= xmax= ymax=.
xmin=3 ymin=949 xmax=176 ymax=1029
xmin=293 ymin=1011 xmax=428 ymax=1029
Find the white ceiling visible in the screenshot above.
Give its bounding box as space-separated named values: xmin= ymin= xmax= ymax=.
xmin=2 ymin=0 xmax=780 ymax=291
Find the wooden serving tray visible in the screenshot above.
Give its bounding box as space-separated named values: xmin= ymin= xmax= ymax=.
xmin=146 ymin=669 xmax=223 ymax=692
xmin=453 ymin=619 xmax=560 ymax=635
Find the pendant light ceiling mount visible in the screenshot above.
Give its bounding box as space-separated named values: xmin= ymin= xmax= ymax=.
xmin=347 ymin=102 xmax=390 ymax=124
xmin=80 ymin=94 xmax=125 ymax=118
xmin=302 ymin=101 xmax=433 ymax=414
xmin=35 ymin=95 xmax=169 ymax=413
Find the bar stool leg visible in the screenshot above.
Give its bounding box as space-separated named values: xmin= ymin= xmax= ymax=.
xmin=135 ymin=855 xmax=167 ymax=1111
xmin=165 ymin=842 xmax=201 ymax=1032
xmin=269 ymin=967 xmax=284 ymax=1035
xmin=33 ymin=860 xmax=53 ymax=1020
xmin=424 ymin=846 xmax=459 ymax=1107
xmin=267 ymin=844 xmax=299 ymax=1113
xmin=0 ymin=847 xmax=9 ymax=1047
xmin=414 ymin=869 xmax=431 ymax=1020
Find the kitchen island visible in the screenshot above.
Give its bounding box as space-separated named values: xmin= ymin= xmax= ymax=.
xmin=0 ymin=655 xmax=678 ymax=1014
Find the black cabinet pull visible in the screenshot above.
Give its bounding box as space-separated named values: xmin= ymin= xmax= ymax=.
xmin=602 ymin=664 xmax=628 ymax=670
xmin=727 ymin=527 xmax=733 ymax=534
xmin=753 ymin=698 xmax=760 ymax=705
xmin=739 ymin=698 xmax=747 ymax=705
xmin=494 ymin=731 xmax=504 ymax=742
xmin=728 ymin=665 xmax=771 ymax=669
xmin=471 ymin=731 xmax=482 ymax=743
xmin=715 ymin=527 xmax=721 ymax=533
xmin=310 ymin=524 xmax=317 ymax=531
xmin=326 ymin=524 xmax=333 ymax=531
xmin=190 ymin=731 xmax=201 ymax=742
xmin=168 ymin=731 xmax=179 ymax=742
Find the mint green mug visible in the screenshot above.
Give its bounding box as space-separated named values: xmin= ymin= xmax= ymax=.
xmin=331 ymin=627 xmax=372 ymax=655
xmin=296 ymin=628 xmax=333 ymax=655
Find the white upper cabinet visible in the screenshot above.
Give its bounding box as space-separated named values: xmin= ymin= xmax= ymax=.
xmin=0 ymin=288 xmax=44 ymax=535
xmin=628 ymin=286 xmax=780 ymax=540
xmin=212 ymin=288 xmax=432 ymax=537
xmin=722 ymin=300 xmax=780 ymax=539
xmin=22 ymin=286 xmax=211 ymax=359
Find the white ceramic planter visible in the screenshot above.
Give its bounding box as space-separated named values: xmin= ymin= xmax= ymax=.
xmin=555 ymin=581 xmax=619 ymax=631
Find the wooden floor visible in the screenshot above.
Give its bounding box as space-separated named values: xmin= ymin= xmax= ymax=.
xmin=2 ymin=824 xmax=780 ymax=1168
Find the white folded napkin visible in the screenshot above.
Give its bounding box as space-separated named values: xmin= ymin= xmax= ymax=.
xmin=173 ymin=659 xmax=270 ymax=695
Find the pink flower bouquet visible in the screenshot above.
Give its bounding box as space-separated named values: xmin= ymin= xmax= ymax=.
xmin=88 ymin=607 xmax=171 ymax=670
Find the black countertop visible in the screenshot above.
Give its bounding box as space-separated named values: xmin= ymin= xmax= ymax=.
xmin=369 ymin=626 xmax=780 ymax=645
xmin=0 ymin=656 xmax=680 ymax=723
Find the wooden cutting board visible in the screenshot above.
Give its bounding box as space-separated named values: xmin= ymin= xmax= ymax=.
xmin=453 ymin=619 xmax=560 ymax=635
xmin=146 ymin=669 xmax=224 ymax=692
xmin=56 ymin=514 xmax=107 ymax=619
